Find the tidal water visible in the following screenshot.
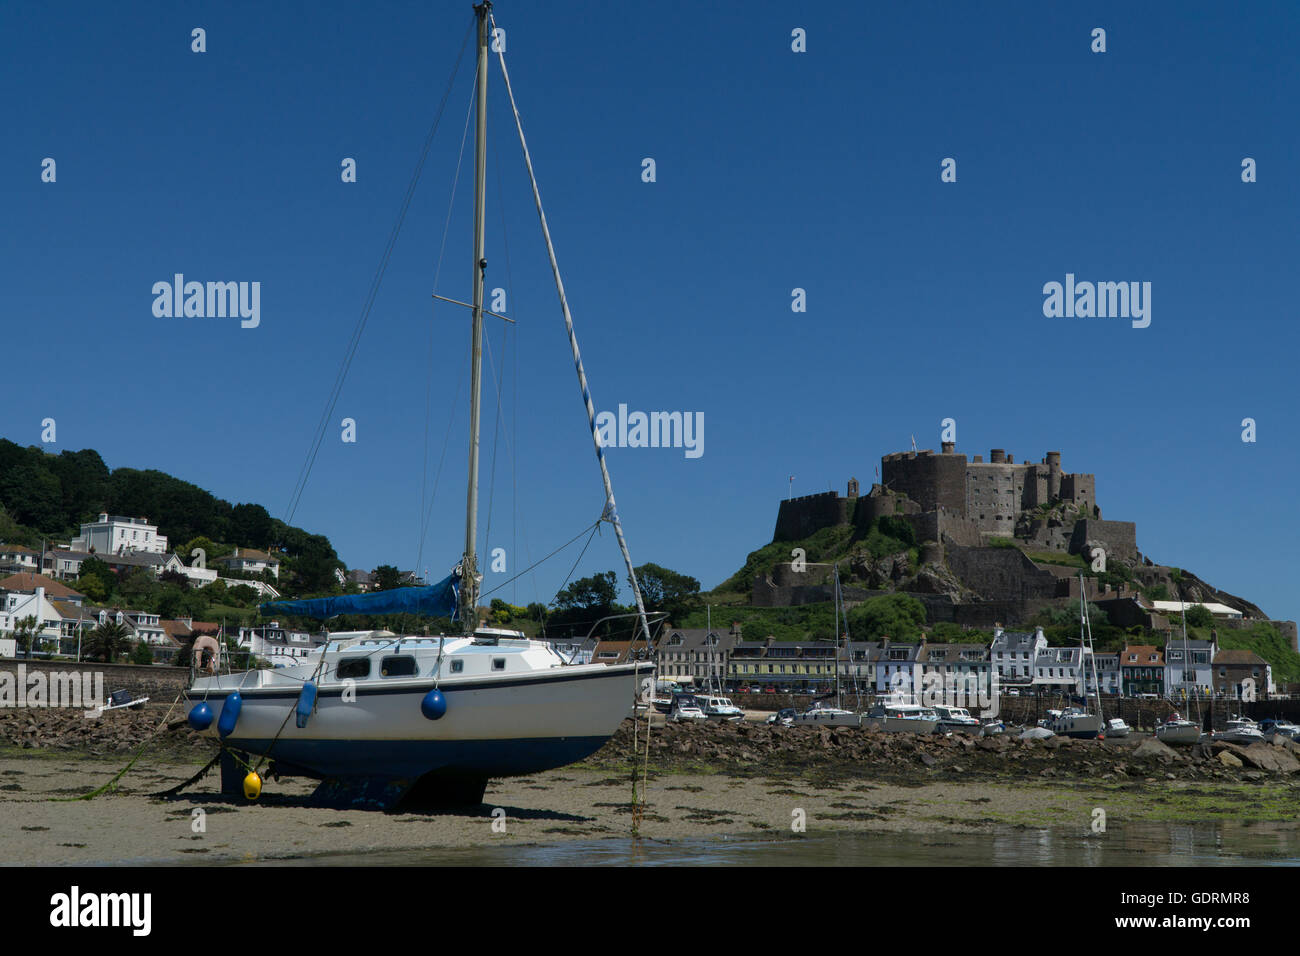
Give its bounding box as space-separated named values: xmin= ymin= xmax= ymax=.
xmin=243 ymin=820 xmax=1300 ymax=866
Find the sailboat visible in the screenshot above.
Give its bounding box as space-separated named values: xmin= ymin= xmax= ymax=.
xmin=793 ymin=565 xmax=863 ymax=727
xmin=184 ymin=3 xmax=650 ymax=809
xmin=1156 ymin=602 xmax=1204 ymax=745
xmin=1047 ymin=575 xmax=1104 ymax=739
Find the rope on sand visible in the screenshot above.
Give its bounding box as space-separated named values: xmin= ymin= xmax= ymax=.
xmin=51 ymin=692 xmax=185 ymax=803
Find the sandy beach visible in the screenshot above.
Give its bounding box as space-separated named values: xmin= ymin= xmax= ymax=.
xmin=4 ymin=736 xmax=1300 ymax=865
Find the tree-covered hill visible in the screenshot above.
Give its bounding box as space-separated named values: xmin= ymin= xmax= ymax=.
xmin=0 ymin=439 xmax=339 ymax=592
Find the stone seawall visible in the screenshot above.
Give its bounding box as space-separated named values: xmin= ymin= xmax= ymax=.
xmin=0 ymin=658 xmax=189 ymax=706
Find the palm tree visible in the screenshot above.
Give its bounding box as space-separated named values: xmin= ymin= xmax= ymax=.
xmin=12 ymin=616 xmax=39 ymax=659
xmin=86 ymin=621 xmax=131 ymax=663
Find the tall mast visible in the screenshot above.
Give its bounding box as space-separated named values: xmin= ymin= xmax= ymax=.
xmin=459 ymin=1 xmax=491 ymax=631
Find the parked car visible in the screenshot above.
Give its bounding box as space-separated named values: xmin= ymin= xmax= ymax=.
xmin=763 ymin=685 xmax=777 ymax=694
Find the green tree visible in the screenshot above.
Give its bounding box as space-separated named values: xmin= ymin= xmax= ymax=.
xmin=1184 ymin=604 xmax=1214 ymax=628
xmin=373 ymin=565 xmax=404 ymax=591
xmin=847 ymin=593 xmax=927 ymax=641
xmin=554 ymin=571 xmax=618 ymax=614
xmin=131 ymin=640 xmax=154 ymax=665
xmin=12 ymin=615 xmax=39 ymax=659
xmin=74 ymin=573 xmax=109 ymax=603
xmin=86 ymin=621 xmax=131 ymax=662
xmin=633 ymin=562 xmax=700 ymax=623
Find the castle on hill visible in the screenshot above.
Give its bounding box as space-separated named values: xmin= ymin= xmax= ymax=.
xmin=775 ymin=442 xmax=1137 ymax=566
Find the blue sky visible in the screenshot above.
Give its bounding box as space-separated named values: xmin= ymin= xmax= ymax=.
xmin=2 ymin=1 xmax=1297 ymax=622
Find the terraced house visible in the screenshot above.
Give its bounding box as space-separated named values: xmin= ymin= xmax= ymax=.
xmin=656 ymin=626 xmax=740 ymax=685
xmin=1121 ymin=644 xmax=1164 ymax=696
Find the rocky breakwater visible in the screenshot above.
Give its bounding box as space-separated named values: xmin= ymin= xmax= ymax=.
xmin=0 ymin=706 xmax=208 ymax=757
xmin=594 ymin=719 xmax=1300 ymax=784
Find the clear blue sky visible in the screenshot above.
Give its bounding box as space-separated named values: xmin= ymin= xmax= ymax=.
xmin=3 ymin=1 xmax=1297 ymax=622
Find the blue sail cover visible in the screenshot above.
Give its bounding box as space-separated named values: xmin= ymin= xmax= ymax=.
xmin=259 ymin=570 xmax=460 ymax=620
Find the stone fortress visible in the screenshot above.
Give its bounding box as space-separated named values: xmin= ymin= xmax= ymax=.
xmin=756 ymin=441 xmax=1291 ymax=643
xmin=774 ymin=442 xmax=1137 ymax=567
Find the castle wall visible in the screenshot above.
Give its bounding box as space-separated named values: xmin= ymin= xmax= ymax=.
xmin=773 ymin=491 xmax=849 ymax=541
xmin=881 ymin=450 xmax=966 ymax=515
xmin=944 ymin=544 xmax=1061 ymax=603
xmin=1069 ymin=518 xmax=1137 ymax=564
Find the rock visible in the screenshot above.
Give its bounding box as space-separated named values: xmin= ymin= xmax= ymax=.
xmin=1238 ymin=742 xmax=1300 ymax=774
xmin=1133 ymin=738 xmax=1180 ymax=763
xmin=1217 ymin=750 xmax=1244 ymax=768
xmin=919 ymin=753 xmax=938 ymax=768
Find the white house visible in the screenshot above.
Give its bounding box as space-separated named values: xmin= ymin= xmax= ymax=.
xmin=217 ymin=548 xmax=280 ymax=580
xmin=989 ymin=626 xmax=1047 ymax=684
xmin=161 ymin=552 xmax=218 ymax=586
xmin=1032 ymin=645 xmax=1094 ymax=692
xmin=1150 ymin=600 xmax=1243 ymax=621
xmin=0 ymin=587 xmax=65 ymax=652
xmin=236 ymin=621 xmax=322 ymax=667
xmin=874 ymin=640 xmax=925 ymax=693
xmin=0 ymin=544 xmax=40 ymax=573
xmin=1164 ymin=637 xmax=1216 ymax=697
xmin=71 ymin=514 xmax=168 ymax=555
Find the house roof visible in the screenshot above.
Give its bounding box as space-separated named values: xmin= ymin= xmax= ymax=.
xmin=0 ymin=573 xmax=85 ymax=599
xmin=223 ymin=548 xmax=279 ymax=564
xmin=990 ymin=629 xmax=1042 ymax=651
xmin=100 ymin=552 xmax=165 ymax=568
xmin=590 ymin=639 xmax=651 ymax=662
xmin=655 ymin=628 xmax=741 ymax=653
xmin=1214 ymin=649 xmax=1267 ymax=665
xmin=1121 ymin=644 xmax=1163 ymax=665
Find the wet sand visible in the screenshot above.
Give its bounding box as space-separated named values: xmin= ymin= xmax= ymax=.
xmin=2 ymin=747 xmax=1293 ymax=865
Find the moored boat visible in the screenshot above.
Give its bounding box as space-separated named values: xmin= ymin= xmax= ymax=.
xmin=184 ymin=4 xmax=654 ymax=810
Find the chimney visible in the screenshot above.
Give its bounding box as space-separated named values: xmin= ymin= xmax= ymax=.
xmin=941 ymin=441 xmax=955 ymax=454
xmin=990 ymin=448 xmax=1006 ymax=463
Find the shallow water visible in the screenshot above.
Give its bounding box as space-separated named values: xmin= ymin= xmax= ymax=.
xmin=237 ymin=820 xmax=1300 ymax=866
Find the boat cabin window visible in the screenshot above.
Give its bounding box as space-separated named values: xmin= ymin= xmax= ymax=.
xmin=380 ymin=656 xmax=417 ymax=677
xmin=337 ymin=658 xmax=370 ymax=680
xmin=492 ymin=657 xmax=506 ymax=671
xmin=450 ymin=659 xmax=464 ymax=673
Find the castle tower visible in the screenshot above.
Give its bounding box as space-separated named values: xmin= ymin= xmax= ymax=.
xmin=847 ymin=477 xmax=860 ymax=497
xmin=989 ymin=448 xmax=1006 ymax=463
xmin=1047 ymin=450 xmax=1061 ymax=500
xmin=941 ymin=441 xmax=955 ymax=454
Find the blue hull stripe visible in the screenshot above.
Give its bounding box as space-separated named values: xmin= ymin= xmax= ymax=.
xmin=193 ymin=666 xmax=631 ymax=702
xmin=232 ymin=734 xmax=610 ymax=779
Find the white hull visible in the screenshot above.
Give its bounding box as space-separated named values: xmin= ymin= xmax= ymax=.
xmin=1155 ymin=723 xmax=1202 ymax=745
xmin=189 ymin=656 xmax=641 ymax=781
xmin=1211 ymin=730 xmax=1265 ymax=745
xmin=1049 ymin=712 xmax=1103 ymax=739
xmin=863 ymin=716 xmax=940 ymax=734
xmin=793 ymin=711 xmax=862 ymax=728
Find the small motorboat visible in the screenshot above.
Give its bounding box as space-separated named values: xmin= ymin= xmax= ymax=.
xmin=979 ymin=717 xmax=1005 ymax=736
xmin=1105 ymin=717 xmax=1131 ymax=738
xmin=932 ymin=705 xmax=982 ymax=733
xmin=1212 ymin=716 xmax=1266 ymax=744
xmin=1259 ymin=719 xmax=1300 ymax=743
xmin=1155 ymin=712 xmax=1203 ymax=745
xmin=793 ymin=700 xmax=862 ymax=728
xmin=102 ymin=689 xmax=149 ymax=712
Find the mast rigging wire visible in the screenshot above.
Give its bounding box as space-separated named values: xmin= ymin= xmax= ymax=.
xmin=285 ymin=14 xmax=475 ymax=527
